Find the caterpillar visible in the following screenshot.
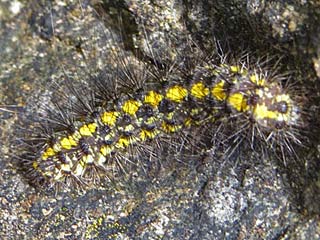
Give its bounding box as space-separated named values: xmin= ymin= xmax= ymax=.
xmin=17 ymin=46 xmax=303 ymax=190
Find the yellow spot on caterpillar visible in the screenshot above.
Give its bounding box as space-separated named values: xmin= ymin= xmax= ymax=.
xmin=250 ymin=74 xmax=265 ymax=86
xmin=220 ymin=63 xmax=228 ymax=68
xmin=166 ymin=85 xmax=188 ymax=102
xmin=60 ymin=136 xmax=77 ymax=150
xmin=140 ymin=129 xmax=159 ymax=141
xmin=100 ymin=145 xmax=114 ymax=156
xmin=144 ymin=91 xmax=163 ymax=107
xmin=212 ymin=81 xmax=227 ymax=100
xmin=101 ymin=111 xmax=120 ymax=126
xmin=166 ymin=111 xmax=175 ymax=120
xmin=161 ymin=121 xmax=182 ymax=133
xmin=184 ymin=109 xmax=199 ymax=127
xmin=230 ymin=65 xmax=247 ymax=75
xmin=230 ymin=65 xmax=240 ymax=73
xmin=276 ymin=93 xmax=290 ymax=102
xmin=60 ymin=138 xmax=72 ymax=150
xmin=122 ymin=100 xmax=141 ymax=115
xmin=42 ymin=147 xmax=56 ymax=160
xmin=72 ymin=131 xmax=81 ymax=141
xmin=184 ymin=117 xmax=192 ymax=127
xmin=32 ymin=161 xmax=38 ymax=169
xmin=145 ymin=116 xmax=156 ymax=125
xmin=205 ymin=64 xmax=220 ymax=75
xmin=228 ymin=93 xmax=248 ymax=112
xmin=190 ymin=108 xmax=198 ymax=116
xmin=116 ymin=137 xmax=131 ymax=148
xmin=254 ymin=104 xmax=277 ymax=120
xmin=191 ymin=82 xmax=209 ymax=99
xmin=88 ymin=123 xmax=97 ymax=133
xmin=79 ymin=123 xmax=97 ymax=137
xmin=69 ymin=135 xmax=78 ymax=146
xmin=116 ymin=136 xmax=138 ymax=148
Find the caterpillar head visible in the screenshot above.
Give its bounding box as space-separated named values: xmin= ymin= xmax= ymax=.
xmin=226 ymin=73 xmax=300 ymax=131
xmin=251 ymin=82 xmax=300 ymax=130
xmin=224 ymin=72 xmax=302 ymax=153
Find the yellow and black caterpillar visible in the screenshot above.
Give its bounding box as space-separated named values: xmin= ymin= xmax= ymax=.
xmin=18 ymin=52 xmax=302 ymax=189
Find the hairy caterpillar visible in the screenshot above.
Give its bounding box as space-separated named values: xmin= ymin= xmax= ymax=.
xmin=17 ymin=47 xmax=302 ymax=189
